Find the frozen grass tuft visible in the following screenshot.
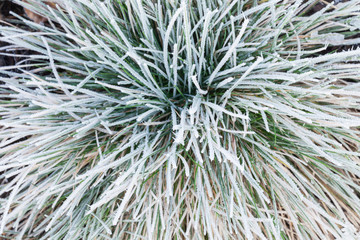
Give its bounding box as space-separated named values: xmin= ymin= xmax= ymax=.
xmin=1 ymin=0 xmax=360 ymax=239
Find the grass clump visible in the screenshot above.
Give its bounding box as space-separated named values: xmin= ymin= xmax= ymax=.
xmin=1 ymin=0 xmax=360 ymax=239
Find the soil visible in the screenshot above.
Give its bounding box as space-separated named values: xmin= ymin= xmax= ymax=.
xmin=0 ymin=1 xmax=25 ymax=68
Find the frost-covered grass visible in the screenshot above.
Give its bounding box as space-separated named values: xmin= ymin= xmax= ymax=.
xmin=1 ymin=0 xmax=360 ymax=239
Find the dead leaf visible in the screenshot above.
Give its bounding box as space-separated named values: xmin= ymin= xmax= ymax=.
xmin=23 ymin=0 xmax=56 ymax=24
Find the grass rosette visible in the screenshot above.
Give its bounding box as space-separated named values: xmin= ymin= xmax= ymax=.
xmin=1 ymin=0 xmax=360 ymax=239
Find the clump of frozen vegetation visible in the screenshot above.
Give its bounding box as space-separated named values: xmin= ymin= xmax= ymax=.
xmin=1 ymin=0 xmax=360 ymax=239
